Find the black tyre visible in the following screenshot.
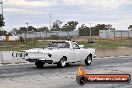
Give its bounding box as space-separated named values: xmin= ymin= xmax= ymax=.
xmin=57 ymin=57 xmax=66 ymax=68
xmin=76 ymin=75 xmax=87 ymax=85
xmin=35 ymin=61 xmax=45 ymax=68
xmin=85 ymin=55 xmax=92 ymax=66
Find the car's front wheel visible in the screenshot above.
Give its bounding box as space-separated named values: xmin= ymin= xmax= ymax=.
xmin=57 ymin=57 xmax=66 ymax=68
xmin=85 ymin=55 xmax=92 ymax=66
xmin=35 ymin=61 xmax=45 ymax=68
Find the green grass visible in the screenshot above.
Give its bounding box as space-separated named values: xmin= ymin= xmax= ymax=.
xmin=0 ymin=38 xmax=132 ymax=51
xmin=0 ymin=41 xmax=48 ymax=51
xmin=77 ymin=38 xmax=132 ymax=48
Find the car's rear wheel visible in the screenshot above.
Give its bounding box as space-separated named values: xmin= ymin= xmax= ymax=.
xmin=57 ymin=57 xmax=66 ymax=68
xmin=85 ymin=55 xmax=92 ymax=66
xmin=35 ymin=61 xmax=45 ymax=68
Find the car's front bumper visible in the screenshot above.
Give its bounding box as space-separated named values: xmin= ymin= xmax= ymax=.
xmin=93 ymin=55 xmax=96 ymax=58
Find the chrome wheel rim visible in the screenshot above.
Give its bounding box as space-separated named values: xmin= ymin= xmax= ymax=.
xmin=61 ymin=59 xmax=66 ymax=67
xmin=87 ymin=57 xmax=92 ymax=63
xmin=88 ymin=59 xmax=92 ymax=63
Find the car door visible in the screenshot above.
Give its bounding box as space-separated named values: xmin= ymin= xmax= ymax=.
xmin=62 ymin=48 xmax=75 ymax=62
xmin=71 ymin=43 xmax=82 ymax=61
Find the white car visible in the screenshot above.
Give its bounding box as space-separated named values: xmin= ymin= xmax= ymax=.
xmin=23 ymin=41 xmax=96 ymax=68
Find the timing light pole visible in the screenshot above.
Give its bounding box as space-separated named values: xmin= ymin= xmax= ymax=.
xmin=0 ymin=0 xmax=4 ymax=36
xmin=49 ymin=13 xmax=52 ymax=31
xmin=26 ymin=22 xmax=29 ymax=34
xmin=88 ymin=23 xmax=94 ymax=43
xmin=0 ymin=0 xmax=3 ymax=17
xmin=89 ymin=23 xmax=92 ymax=39
xmin=49 ymin=13 xmax=52 ymax=40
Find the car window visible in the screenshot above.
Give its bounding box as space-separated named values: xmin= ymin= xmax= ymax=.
xmin=71 ymin=43 xmax=80 ymax=49
xmin=49 ymin=42 xmax=70 ymax=48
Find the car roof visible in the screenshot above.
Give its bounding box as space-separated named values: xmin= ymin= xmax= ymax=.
xmin=51 ymin=41 xmax=75 ymax=43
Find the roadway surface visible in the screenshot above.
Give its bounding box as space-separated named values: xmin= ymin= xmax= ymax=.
xmin=0 ymin=56 xmax=132 ymax=88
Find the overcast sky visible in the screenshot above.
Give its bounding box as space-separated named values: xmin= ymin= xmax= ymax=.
xmin=1 ymin=0 xmax=132 ymax=31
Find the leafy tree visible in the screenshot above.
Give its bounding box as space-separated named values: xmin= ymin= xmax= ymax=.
xmin=62 ymin=21 xmax=78 ymax=31
xmin=92 ymin=24 xmax=112 ymax=36
xmin=38 ymin=27 xmax=49 ymax=32
xmin=78 ymin=24 xmax=114 ymax=36
xmin=10 ymin=28 xmax=18 ymax=35
xmin=19 ymin=27 xmax=27 ymax=33
xmin=11 ymin=26 xmax=49 ymax=34
xmin=78 ymin=24 xmax=90 ymax=36
xmin=51 ymin=20 xmax=62 ymax=31
xmin=128 ymin=25 xmax=132 ymax=30
xmin=28 ymin=26 xmax=37 ymax=32
xmin=0 ymin=14 xmax=5 ymax=28
xmin=14 ymin=26 xmax=37 ymax=34
xmin=6 ymin=32 xmax=12 ymax=36
xmin=0 ymin=30 xmax=7 ymax=36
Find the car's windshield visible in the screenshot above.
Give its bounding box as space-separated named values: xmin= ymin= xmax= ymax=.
xmin=48 ymin=42 xmax=70 ymax=48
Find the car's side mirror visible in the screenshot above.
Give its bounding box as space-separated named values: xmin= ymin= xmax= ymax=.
xmin=78 ymin=45 xmax=84 ymax=48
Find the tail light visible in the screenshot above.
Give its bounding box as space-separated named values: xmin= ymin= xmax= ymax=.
xmin=48 ymin=54 xmax=52 ymax=57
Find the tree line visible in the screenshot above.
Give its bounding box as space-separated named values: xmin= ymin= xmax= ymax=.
xmin=8 ymin=20 xmax=115 ymax=36
xmin=0 ymin=14 xmax=132 ymax=36
xmin=2 ymin=15 xmax=131 ymax=36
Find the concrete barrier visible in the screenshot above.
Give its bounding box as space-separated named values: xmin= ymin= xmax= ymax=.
xmin=0 ymin=51 xmax=27 ymax=64
xmin=96 ymin=47 xmax=132 ymax=57
xmin=0 ymin=47 xmax=132 ymax=64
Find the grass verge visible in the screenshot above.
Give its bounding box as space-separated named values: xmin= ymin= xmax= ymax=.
xmin=0 ymin=38 xmax=132 ymax=51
